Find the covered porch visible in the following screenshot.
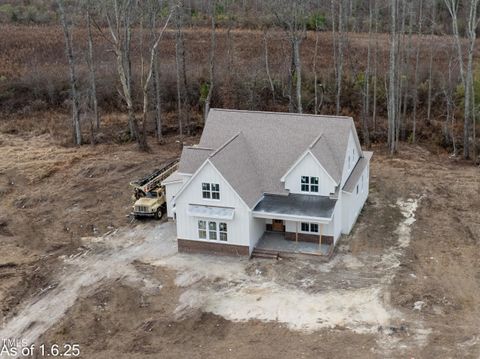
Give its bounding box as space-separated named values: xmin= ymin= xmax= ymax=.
xmin=255 ymin=231 xmax=332 ymax=257
xmin=251 ymin=193 xmax=337 ymax=258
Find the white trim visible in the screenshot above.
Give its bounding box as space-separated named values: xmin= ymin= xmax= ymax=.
xmin=173 ymin=159 xmax=251 ymax=210
xmin=280 ymin=150 xmax=338 ymax=186
xmin=252 ymin=211 xmax=332 ymax=223
xmin=162 ymin=179 xmax=183 ymax=185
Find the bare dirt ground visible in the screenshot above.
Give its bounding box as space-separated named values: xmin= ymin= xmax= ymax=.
xmin=1 ymin=124 xmax=479 ymax=358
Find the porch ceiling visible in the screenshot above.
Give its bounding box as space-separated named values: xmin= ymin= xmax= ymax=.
xmin=252 ymin=193 xmax=336 ymax=222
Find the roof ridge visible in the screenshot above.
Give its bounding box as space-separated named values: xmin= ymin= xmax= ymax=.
xmin=210 ymin=108 xmax=353 ymax=120
xmin=185 ymin=146 xmax=214 ymax=151
xmin=209 ymin=132 xmax=241 ymax=158
xmin=308 ymin=132 xmax=324 ymax=149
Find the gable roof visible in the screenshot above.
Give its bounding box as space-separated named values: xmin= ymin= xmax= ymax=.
xmin=180 ymin=109 xmax=362 ymax=208
xmin=178 ymin=146 xmax=213 ymax=174
xmin=208 ymin=132 xmax=263 ymax=207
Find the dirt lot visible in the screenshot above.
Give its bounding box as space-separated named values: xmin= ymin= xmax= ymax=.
xmin=0 ymin=119 xmax=479 ymax=358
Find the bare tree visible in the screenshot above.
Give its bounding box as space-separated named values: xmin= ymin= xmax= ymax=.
xmin=204 ymin=0 xmax=216 ymax=120
xmin=361 ymin=0 xmax=373 ymax=147
xmin=86 ymin=3 xmax=99 ymax=131
xmin=372 ymin=0 xmax=379 ymax=132
xmin=263 ymin=29 xmax=276 ymax=105
xmin=57 ymin=0 xmax=82 ymax=145
xmin=388 ymin=0 xmax=398 ymax=154
xmin=412 ymin=0 xmax=424 ymax=143
xmin=332 ymin=0 xmax=345 ymax=115
xmin=152 ymin=39 xmax=163 ymax=142
xmin=139 ymin=2 xmax=176 ymax=150
xmin=444 ymin=0 xmax=480 ymax=159
xmin=426 ymin=0 xmax=437 ymax=123
xmin=272 ymin=0 xmax=307 ymax=113
xmin=102 ymin=0 xmax=140 ymax=144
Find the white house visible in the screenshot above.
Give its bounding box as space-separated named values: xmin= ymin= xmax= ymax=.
xmin=163 ymin=109 xmax=372 ymax=257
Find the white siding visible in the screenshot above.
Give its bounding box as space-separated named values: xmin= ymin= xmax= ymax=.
xmin=341 ymin=130 xmax=361 ymax=187
xmin=165 ymin=181 xmax=184 ymax=218
xmin=341 ymin=162 xmax=370 ymax=234
xmin=249 ymin=217 xmax=265 ymax=253
xmin=285 ymin=220 xmax=335 ymax=236
xmin=174 ymin=161 xmax=251 ymax=248
xmin=284 ymin=152 xmax=337 ymax=196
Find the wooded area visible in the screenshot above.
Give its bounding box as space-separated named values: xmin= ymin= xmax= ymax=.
xmin=1 ymin=0 xmax=480 ymax=162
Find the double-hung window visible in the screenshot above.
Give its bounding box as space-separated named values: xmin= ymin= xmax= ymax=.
xmin=301 ymin=176 xmax=319 ymax=193
xmin=301 ymin=222 xmax=319 ymax=233
xmin=198 ymin=220 xmax=207 ymax=239
xmin=198 ymin=220 xmax=228 ymax=241
xmin=202 ymin=183 xmax=220 ymax=200
xmin=219 ymin=222 xmax=228 ymax=241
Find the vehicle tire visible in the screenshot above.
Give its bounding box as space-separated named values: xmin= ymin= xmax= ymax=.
xmin=154 ymin=207 xmax=163 ymax=220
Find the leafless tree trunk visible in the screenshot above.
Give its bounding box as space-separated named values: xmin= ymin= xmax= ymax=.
xmin=86 ymin=8 xmax=99 ymax=131
xmin=444 ymin=0 xmax=479 ymax=159
xmin=372 ymin=0 xmax=379 ymax=132
xmin=442 ymin=54 xmax=457 ymax=154
xmin=57 ymin=0 xmax=81 ymax=145
xmin=293 ymin=35 xmax=302 ymax=113
xmin=313 ymin=22 xmax=320 ymax=115
xmin=388 ymin=0 xmax=398 ymax=155
xmin=204 ymin=0 xmax=216 ymax=121
xmin=140 ymin=5 xmax=175 ymax=150
xmin=426 ymin=0 xmax=436 ymax=123
xmin=263 ymin=29 xmax=275 ymax=105
xmin=152 ymin=54 xmax=162 ymax=142
xmin=334 ymin=0 xmax=344 ymax=115
xmin=272 ymin=0 xmax=306 ymax=114
xmin=362 ymin=0 xmax=373 ymax=147
xmin=104 ymin=0 xmax=140 ymax=144
xmin=412 ymin=0 xmax=423 ymax=143
xmin=174 ymin=3 xmax=187 ymax=136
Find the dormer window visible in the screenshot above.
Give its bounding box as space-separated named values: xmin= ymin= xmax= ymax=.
xmin=202 ymin=183 xmax=220 ymax=199
xmin=301 ymin=176 xmax=319 ymax=193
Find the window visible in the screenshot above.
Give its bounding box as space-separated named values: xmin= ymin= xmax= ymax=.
xmin=310 ymin=177 xmax=319 ymax=192
xmin=301 ymin=176 xmax=309 ymax=191
xmin=198 ymin=220 xmax=207 ymax=239
xmin=219 ymin=222 xmax=228 ymax=241
xmin=301 ymin=176 xmax=319 ymax=193
xmin=202 ymin=182 xmax=220 ymax=200
xmin=211 ymin=183 xmax=220 ymax=199
xmin=301 ymin=222 xmax=319 ymax=233
xmin=356 ymin=184 xmax=359 ymax=195
xmin=208 ymin=221 xmax=217 ymax=240
xmin=202 ymin=183 xmax=211 ymax=199
xmin=198 ymin=220 xmax=228 ymax=241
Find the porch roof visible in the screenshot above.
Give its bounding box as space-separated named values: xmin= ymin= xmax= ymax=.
xmin=252 ymin=194 xmax=336 ymax=222
xmin=187 ymin=204 xmax=235 ymax=220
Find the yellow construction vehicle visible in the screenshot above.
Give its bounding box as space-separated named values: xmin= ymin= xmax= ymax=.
xmin=130 ymin=159 xmax=179 ymax=219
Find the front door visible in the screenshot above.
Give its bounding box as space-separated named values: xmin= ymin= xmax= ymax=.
xmin=272 ymin=219 xmax=285 ymax=232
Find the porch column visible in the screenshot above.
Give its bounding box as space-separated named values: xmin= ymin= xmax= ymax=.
xmin=295 ymin=222 xmax=298 ymax=243
xmin=318 ymin=223 xmax=324 ymax=249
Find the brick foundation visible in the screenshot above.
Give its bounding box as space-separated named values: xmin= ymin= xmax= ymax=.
xmin=285 ymin=232 xmax=334 ymax=245
xmin=177 ymin=238 xmax=250 ymax=256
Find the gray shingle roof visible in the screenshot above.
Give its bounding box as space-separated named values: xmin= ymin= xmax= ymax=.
xmin=178 ymin=146 xmax=213 ymax=174
xmin=253 ymin=193 xmax=337 ymax=219
xmin=208 ymin=132 xmax=263 ymax=207
xmin=342 ymin=151 xmax=373 ymax=193
xmin=181 ymin=109 xmax=362 ymax=208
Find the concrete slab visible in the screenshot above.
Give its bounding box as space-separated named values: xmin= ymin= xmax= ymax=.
xmin=255 ymin=232 xmax=331 ymax=256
